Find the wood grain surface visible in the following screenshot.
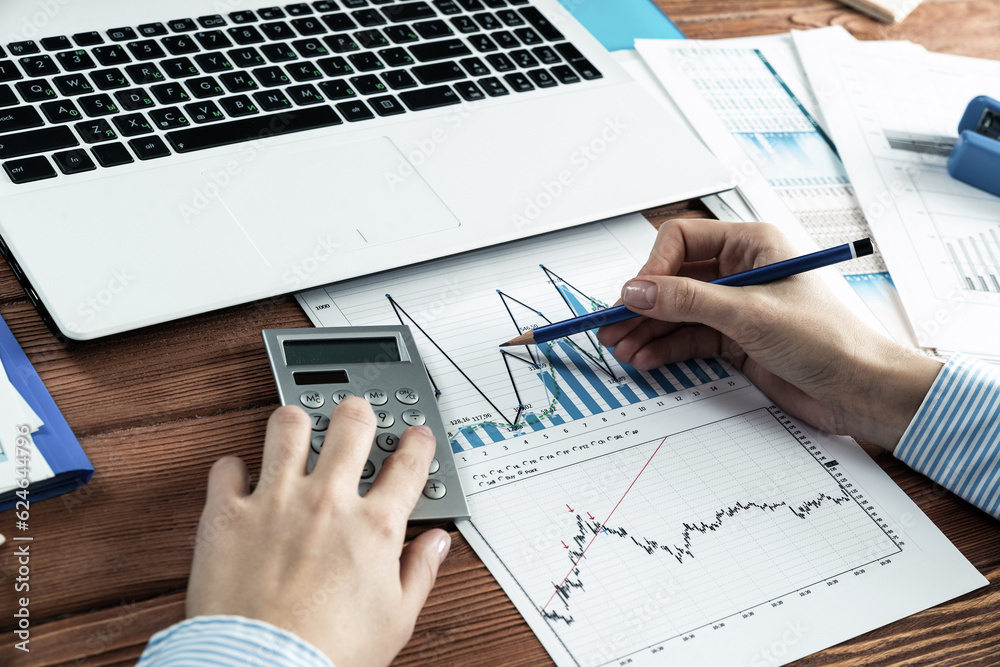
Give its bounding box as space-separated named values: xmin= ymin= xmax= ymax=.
xmin=1 ymin=1 xmax=999 ymax=665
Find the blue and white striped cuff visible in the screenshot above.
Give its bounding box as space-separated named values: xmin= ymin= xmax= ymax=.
xmin=895 ymin=354 xmax=1000 ymax=519
xmin=136 ymin=615 xmax=333 ymax=667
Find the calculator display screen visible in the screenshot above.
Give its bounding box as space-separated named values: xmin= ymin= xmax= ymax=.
xmin=284 ymin=338 xmax=402 ymax=365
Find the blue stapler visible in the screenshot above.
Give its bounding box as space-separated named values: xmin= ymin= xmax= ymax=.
xmin=947 ymin=95 xmax=1000 ymax=197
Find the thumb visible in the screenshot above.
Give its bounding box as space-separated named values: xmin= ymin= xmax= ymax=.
xmin=400 ymin=529 xmax=451 ymax=615
xmin=622 ymin=276 xmax=745 ymax=332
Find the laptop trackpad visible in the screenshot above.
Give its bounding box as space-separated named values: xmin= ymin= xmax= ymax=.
xmin=214 ymin=136 xmax=461 ymax=267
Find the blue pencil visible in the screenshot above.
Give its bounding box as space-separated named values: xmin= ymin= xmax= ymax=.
xmin=500 ymin=238 xmax=874 ymax=347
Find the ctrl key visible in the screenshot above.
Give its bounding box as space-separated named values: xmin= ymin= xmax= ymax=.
xmin=3 ymin=156 xmax=57 ymax=184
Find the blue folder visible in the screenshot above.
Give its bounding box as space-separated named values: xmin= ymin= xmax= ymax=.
xmin=0 ymin=313 xmax=91 ymax=512
xmin=556 ymin=0 xmax=685 ymax=51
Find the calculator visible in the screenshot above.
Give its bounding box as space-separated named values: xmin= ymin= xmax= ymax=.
xmin=262 ymin=326 xmax=469 ymax=522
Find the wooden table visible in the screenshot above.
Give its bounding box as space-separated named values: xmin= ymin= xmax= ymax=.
xmin=2 ymin=1 xmax=999 ymax=665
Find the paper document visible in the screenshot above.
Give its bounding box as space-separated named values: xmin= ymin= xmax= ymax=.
xmin=298 ymin=215 xmax=985 ymax=666
xmin=635 ymin=32 xmax=917 ymax=345
xmin=795 ymin=32 xmax=1000 ymax=356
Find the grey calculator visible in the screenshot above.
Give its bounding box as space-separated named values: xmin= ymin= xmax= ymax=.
xmin=262 ymin=326 xmax=469 ymax=521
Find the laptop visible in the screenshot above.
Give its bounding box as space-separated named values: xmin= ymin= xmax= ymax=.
xmin=0 ymin=0 xmax=729 ymax=340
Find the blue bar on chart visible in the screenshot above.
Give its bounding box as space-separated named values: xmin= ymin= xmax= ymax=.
xmin=667 ymin=363 xmax=695 ymax=389
xmin=524 ymin=412 xmax=546 ymax=431
xmin=549 ymin=353 xmax=605 ymax=415
xmin=622 ymin=365 xmax=660 ymax=399
xmin=538 ymin=372 xmax=585 ymax=420
xmin=549 ymin=413 xmax=565 ymax=425
xmin=617 ymin=384 xmax=640 ymax=404
xmin=482 ymin=422 xmax=507 ymax=443
xmin=685 ymin=359 xmax=712 ymax=384
xmin=646 ymin=368 xmax=678 ymax=394
xmin=462 ymin=426 xmax=486 ymax=449
xmin=559 ymin=285 xmax=593 ymax=317
xmin=558 ymin=342 xmax=622 ymax=410
xmin=702 ymin=357 xmax=731 ymax=379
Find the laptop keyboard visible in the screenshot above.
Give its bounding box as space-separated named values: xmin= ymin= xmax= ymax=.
xmin=0 ymin=0 xmax=604 ymax=185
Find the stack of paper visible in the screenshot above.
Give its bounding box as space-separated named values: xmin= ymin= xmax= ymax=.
xmin=839 ymin=0 xmax=923 ymax=23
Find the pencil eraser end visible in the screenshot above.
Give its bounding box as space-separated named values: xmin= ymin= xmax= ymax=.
xmin=853 ymin=238 xmax=874 ymax=257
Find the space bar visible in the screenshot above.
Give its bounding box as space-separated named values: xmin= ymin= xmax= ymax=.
xmin=166 ymin=107 xmax=342 ymax=153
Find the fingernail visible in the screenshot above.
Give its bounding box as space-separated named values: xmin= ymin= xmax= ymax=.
xmin=437 ymin=532 xmax=451 ymax=563
xmin=411 ymin=425 xmax=433 ymax=438
xmin=623 ymin=280 xmax=657 ymax=310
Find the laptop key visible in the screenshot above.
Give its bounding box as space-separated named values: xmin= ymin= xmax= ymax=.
xmin=288 ymin=62 xmax=323 ymax=81
xmin=262 ymin=43 xmax=299 ymax=62
xmin=219 ymin=95 xmax=259 ymax=116
xmin=287 ymin=83 xmax=325 ymax=105
xmin=20 ymin=55 xmax=60 ymax=77
xmin=254 ymin=66 xmax=290 ymax=87
xmin=410 ymin=39 xmax=471 ymax=62
xmin=199 ymin=15 xmax=229 ymax=28
xmin=384 ymin=26 xmax=419 ymax=44
xmin=149 ymin=107 xmax=190 ymax=130
xmin=113 ymin=113 xmax=154 ymax=136
xmin=513 ymin=27 xmax=541 ymax=46
xmin=336 ymin=99 xmax=374 ymax=121
xmin=229 ymin=26 xmax=266 ymax=45
xmin=532 ymin=45 xmax=559 ymax=65
xmin=188 ymin=76 xmax=225 ymax=98
xmin=291 ymin=17 xmax=328 ymax=35
xmin=510 ymin=49 xmax=537 ymax=68
xmin=0 ymin=85 xmax=18 ymax=107
xmin=457 ymin=0 xmax=485 ymax=10
xmin=0 ymin=61 xmax=22 ymax=83
xmin=412 ymin=62 xmax=465 ymax=85
xmin=450 ymin=17 xmax=479 ymax=34
xmin=151 ymin=82 xmax=191 ymax=104
xmin=41 ymin=99 xmax=83 ymax=122
xmin=550 ymin=64 xmax=579 ymax=84
xmin=259 ymin=7 xmax=287 ymax=19
xmin=321 ymin=14 xmax=357 ymax=32
xmin=166 ymin=105 xmax=341 ymax=152
xmin=349 ymin=74 xmax=387 ymax=95
xmin=356 ymin=29 xmax=389 ymax=49
xmin=92 ymin=68 xmax=129 ymax=90
xmin=162 ymin=57 xmax=200 ymax=78
xmin=253 ymin=89 xmax=293 ymax=111
xmin=76 ymin=118 xmax=118 ymax=143
xmin=518 ymin=7 xmax=563 ymax=41
xmin=467 ymin=34 xmax=497 ymax=53
xmin=486 ymin=53 xmax=513 ymax=72
xmin=56 ymin=49 xmax=97 ymax=71
xmin=454 ymin=80 xmax=485 ymax=101
xmin=342 ymin=0 xmax=369 ymax=7
xmin=413 ymin=20 xmax=453 ymax=39
xmin=460 ymin=57 xmax=489 ymax=76
xmin=126 ymin=40 xmax=166 ymax=61
xmin=433 ymin=0 xmax=462 ymax=14
xmin=114 ymin=88 xmax=155 ymax=110
xmin=261 ymin=22 xmax=296 ymax=40
xmin=325 ymin=34 xmax=361 ymax=53
xmin=74 ymin=32 xmax=105 ymax=47
xmin=91 ymin=142 xmax=135 ymax=167
xmin=383 ymin=2 xmax=437 ymax=22
xmin=53 ymin=148 xmax=97 ymax=174
xmin=78 ymin=94 xmax=120 ymax=116
xmin=527 ymin=68 xmax=556 ymax=88
xmin=230 ymin=10 xmax=260 ymax=23
xmin=313 ymin=1 xmax=338 ymax=11
xmin=399 ymin=84 xmax=459 ymax=110
xmin=484 ymin=0 xmax=508 ymax=7
xmin=492 ymin=31 xmax=518 ymax=49
xmin=219 ymin=71 xmax=260 ymax=92
xmin=0 ymin=126 xmax=78 ymax=159
xmin=129 ymin=136 xmax=171 ymax=160
xmin=479 ymin=76 xmax=508 ymax=96
xmin=54 ymin=74 xmax=95 ymax=96
xmin=195 ymin=53 xmax=233 ymax=73
xmin=352 ymin=9 xmax=386 ymax=27
xmin=169 ymin=19 xmax=199 ymax=33
xmin=319 ymin=79 xmax=356 ymax=99
xmin=553 ymin=43 xmax=601 ymax=80
xmin=15 ymin=80 xmax=56 ymax=103
xmin=4 ymin=156 xmax=57 ymax=184
xmin=379 ymin=47 xmax=413 ymax=67
xmin=0 ymin=106 xmax=44 ymax=133
xmin=348 ymin=52 xmax=384 ymax=71
xmin=228 ymin=47 xmax=266 ymax=68
xmin=317 ymin=56 xmax=354 ymax=76
xmin=93 ymin=45 xmax=131 ymax=66
xmin=7 ymin=42 xmax=39 ymax=57
xmin=370 ymin=94 xmax=406 ymax=116
xmin=107 ymin=27 xmax=138 ymax=42
xmin=292 ymin=38 xmax=330 ymax=57
xmin=497 ymin=9 xmax=524 ymax=26
xmin=502 ymin=71 xmax=532 ymax=92
xmin=381 ymin=69 xmax=416 ymax=89
xmin=138 ymin=23 xmax=169 ymax=37
xmin=472 ymin=13 xmax=499 ymax=30
xmin=196 ymin=31 xmax=234 ymax=50
xmin=287 ymin=3 xmax=314 ymax=16
xmin=126 ymin=63 xmax=165 ymax=84
xmin=163 ymin=36 xmax=201 ymax=55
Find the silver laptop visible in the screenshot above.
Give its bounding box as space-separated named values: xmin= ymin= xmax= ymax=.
xmin=0 ymin=0 xmax=729 ymax=340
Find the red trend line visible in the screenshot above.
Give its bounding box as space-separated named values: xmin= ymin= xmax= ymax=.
xmin=542 ymin=434 xmax=671 ymax=611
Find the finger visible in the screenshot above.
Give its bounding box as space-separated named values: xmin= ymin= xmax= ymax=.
xmin=258 ymin=405 xmax=313 ymax=490
xmin=204 ymin=456 xmax=250 ymax=510
xmin=366 ymin=424 xmax=436 ymax=523
xmin=310 ymin=396 xmax=377 ymax=487
xmin=399 ymin=529 xmax=451 ymax=619
xmin=621 ymin=275 xmax=761 ymax=336
xmin=603 ymin=318 xmax=684 ymax=364
xmin=640 ymin=219 xmax=790 ymax=278
xmin=628 ymin=325 xmax=723 ymax=372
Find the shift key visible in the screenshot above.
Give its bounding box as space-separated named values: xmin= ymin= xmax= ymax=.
xmin=0 ymin=106 xmax=44 ymax=133
xmin=0 ymin=126 xmax=78 ymax=159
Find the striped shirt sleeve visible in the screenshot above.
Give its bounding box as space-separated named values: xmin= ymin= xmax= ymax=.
xmin=136 ymin=616 xmax=333 ymax=667
xmin=895 ymin=354 xmax=1000 ymax=519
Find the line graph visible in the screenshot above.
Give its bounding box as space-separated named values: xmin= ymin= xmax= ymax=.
xmin=463 ymin=407 xmax=900 ymax=664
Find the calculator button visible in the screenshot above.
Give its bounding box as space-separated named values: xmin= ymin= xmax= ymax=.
xmin=300 ymin=390 xmax=325 ymax=409
xmin=428 ymin=457 xmax=440 ymax=475
xmin=311 ymin=433 xmax=325 ymax=453
xmin=395 ymin=387 xmax=418 ymax=405
xmin=331 ymin=390 xmax=355 ymax=404
xmin=374 ymin=409 xmax=394 ymax=428
xmin=362 ymin=459 xmax=375 ymax=478
xmin=401 ymin=409 xmax=425 ymax=426
xmin=376 ymin=432 xmax=399 ymax=451
xmin=358 ymin=482 xmax=372 ymax=497
xmin=310 ymin=413 xmax=330 ymax=431
xmin=423 ymin=479 xmax=447 ymax=500
xmin=364 ymin=389 xmax=388 ymax=405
